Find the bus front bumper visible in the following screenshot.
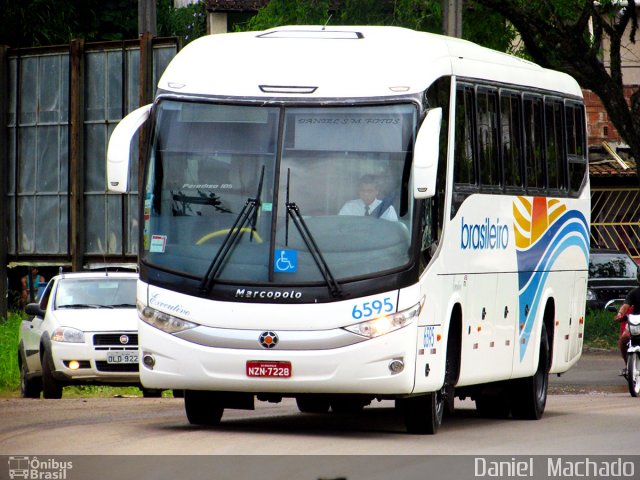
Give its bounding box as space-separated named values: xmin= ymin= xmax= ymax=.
xmin=137 ymin=319 xmax=420 ymax=396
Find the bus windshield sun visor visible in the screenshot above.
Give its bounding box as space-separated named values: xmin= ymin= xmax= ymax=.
xmin=198 ymin=166 xmax=265 ymax=295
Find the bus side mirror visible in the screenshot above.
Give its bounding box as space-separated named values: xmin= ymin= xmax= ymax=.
xmin=107 ymin=104 xmax=152 ymax=193
xmin=412 ymin=107 xmax=442 ymax=199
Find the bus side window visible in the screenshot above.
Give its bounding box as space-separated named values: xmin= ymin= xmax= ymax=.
xmin=523 ymin=95 xmax=545 ymax=192
xmin=544 ymin=98 xmax=566 ymax=194
xmin=452 ymin=85 xmax=476 ymax=217
xmin=501 ymin=91 xmax=524 ymax=192
xmin=566 ymin=103 xmax=587 ymax=197
xmin=477 ymin=87 xmax=500 ymax=191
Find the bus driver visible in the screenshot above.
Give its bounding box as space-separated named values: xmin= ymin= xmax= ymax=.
xmin=339 ymin=175 xmax=398 ymax=221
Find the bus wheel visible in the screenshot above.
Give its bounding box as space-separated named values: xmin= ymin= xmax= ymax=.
xmin=511 ymin=324 xmax=549 ymax=420
xmin=400 ymin=391 xmax=444 ymax=434
xmin=296 ymin=395 xmax=331 ymax=413
xmin=184 ymin=390 xmax=224 ymax=426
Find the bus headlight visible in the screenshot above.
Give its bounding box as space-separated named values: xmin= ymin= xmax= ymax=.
xmin=343 ymin=302 xmax=421 ymax=339
xmin=137 ymin=303 xmax=197 ymax=334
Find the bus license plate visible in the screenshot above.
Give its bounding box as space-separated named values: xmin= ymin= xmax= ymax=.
xmin=106 ymin=351 xmax=139 ymax=364
xmin=246 ymin=361 xmax=292 ymax=378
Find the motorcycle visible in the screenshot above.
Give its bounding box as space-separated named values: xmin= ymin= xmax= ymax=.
xmin=624 ymin=314 xmax=640 ymax=397
xmin=606 ymin=299 xmax=640 ymax=397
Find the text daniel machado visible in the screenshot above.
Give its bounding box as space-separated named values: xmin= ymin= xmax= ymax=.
xmin=475 ymin=457 xmax=635 ymax=478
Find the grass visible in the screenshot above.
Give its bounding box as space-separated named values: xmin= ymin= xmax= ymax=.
xmin=0 ymin=311 xmax=22 ymax=392
xmin=0 ymin=307 xmax=622 ymax=396
xmin=584 ymin=308 xmax=620 ymax=350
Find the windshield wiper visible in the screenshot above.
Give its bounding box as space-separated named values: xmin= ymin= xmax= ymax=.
xmin=109 ymin=303 xmax=136 ymax=308
xmin=284 ymin=169 xmax=342 ymax=298
xmin=199 ymin=166 xmax=265 ymax=295
xmin=57 ymin=304 xmax=105 ymax=309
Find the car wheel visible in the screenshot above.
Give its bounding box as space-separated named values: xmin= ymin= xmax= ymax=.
xmin=42 ymin=352 xmax=63 ymax=399
xmin=19 ymin=356 xmax=41 ymax=399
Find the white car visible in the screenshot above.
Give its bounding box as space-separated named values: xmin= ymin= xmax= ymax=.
xmin=18 ymin=271 xmax=153 ymax=398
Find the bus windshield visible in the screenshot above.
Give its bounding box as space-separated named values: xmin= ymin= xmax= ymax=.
xmin=142 ymin=100 xmax=416 ymax=286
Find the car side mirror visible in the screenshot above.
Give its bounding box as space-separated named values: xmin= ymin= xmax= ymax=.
xmin=24 ymin=303 xmax=45 ymax=317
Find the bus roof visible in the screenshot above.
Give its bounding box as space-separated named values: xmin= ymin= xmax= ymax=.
xmin=157 ymin=25 xmax=583 ymax=100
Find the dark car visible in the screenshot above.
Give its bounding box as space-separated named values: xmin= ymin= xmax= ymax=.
xmin=587 ymin=249 xmax=639 ymax=310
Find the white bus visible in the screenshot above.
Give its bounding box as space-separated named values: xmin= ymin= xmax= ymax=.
xmin=107 ymin=26 xmax=590 ymax=434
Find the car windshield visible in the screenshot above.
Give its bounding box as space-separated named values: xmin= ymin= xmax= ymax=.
xmin=589 ymin=253 xmax=639 ymax=279
xmin=55 ymin=278 xmax=137 ymax=309
xmin=142 ymin=100 xmax=416 ymax=286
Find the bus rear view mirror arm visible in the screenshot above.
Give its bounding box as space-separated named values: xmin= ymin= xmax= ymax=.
xmin=412 ymin=107 xmax=442 ymax=200
xmin=107 ymin=104 xmax=152 ymax=193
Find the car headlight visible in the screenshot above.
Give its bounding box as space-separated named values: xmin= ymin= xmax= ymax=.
xmin=343 ymin=302 xmax=421 ymax=338
xmin=586 ymin=289 xmax=596 ymax=301
xmin=137 ymin=302 xmax=197 ymax=334
xmin=51 ymin=327 xmax=85 ymax=343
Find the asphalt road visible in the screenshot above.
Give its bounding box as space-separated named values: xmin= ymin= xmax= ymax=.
xmin=0 ymin=349 xmax=637 ymax=459
xmin=549 ymin=347 xmax=627 ymax=393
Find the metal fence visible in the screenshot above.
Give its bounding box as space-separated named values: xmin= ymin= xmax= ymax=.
xmin=2 ymin=36 xmax=178 ymax=268
xmin=591 ymin=187 xmax=640 ymax=261
xmin=1 ymin=36 xmax=178 ymax=316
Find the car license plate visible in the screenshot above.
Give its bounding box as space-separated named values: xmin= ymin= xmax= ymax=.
xmin=106 ymin=351 xmax=139 ymax=364
xmin=246 ymin=360 xmax=292 ymax=378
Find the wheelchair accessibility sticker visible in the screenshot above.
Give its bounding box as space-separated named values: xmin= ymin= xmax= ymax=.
xmin=274 ymin=250 xmax=297 ymax=273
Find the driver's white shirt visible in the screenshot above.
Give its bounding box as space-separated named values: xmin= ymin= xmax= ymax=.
xmin=338 ymin=198 xmax=398 ymax=221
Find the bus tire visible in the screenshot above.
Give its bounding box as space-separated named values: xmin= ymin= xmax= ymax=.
xmin=184 ymin=390 xmax=224 ymax=426
xmin=400 ymin=391 xmax=444 ymax=435
xmin=296 ymin=395 xmax=330 ymax=413
xmin=511 ymin=324 xmax=549 ymax=420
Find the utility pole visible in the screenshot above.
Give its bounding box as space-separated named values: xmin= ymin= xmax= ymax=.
xmin=443 ymin=0 xmax=463 ymax=38
xmin=139 ymin=0 xmax=157 ymax=36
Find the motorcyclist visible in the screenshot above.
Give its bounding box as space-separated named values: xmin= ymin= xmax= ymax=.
xmin=613 ymin=271 xmax=640 ymax=365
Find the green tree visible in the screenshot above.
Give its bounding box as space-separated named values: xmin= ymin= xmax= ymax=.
xmin=0 ymin=0 xmax=207 ymax=48
xmin=0 ymin=0 xmax=138 ymax=47
xmin=472 ymin=0 xmax=640 ymax=177
xmin=158 ymin=0 xmax=207 ymax=44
